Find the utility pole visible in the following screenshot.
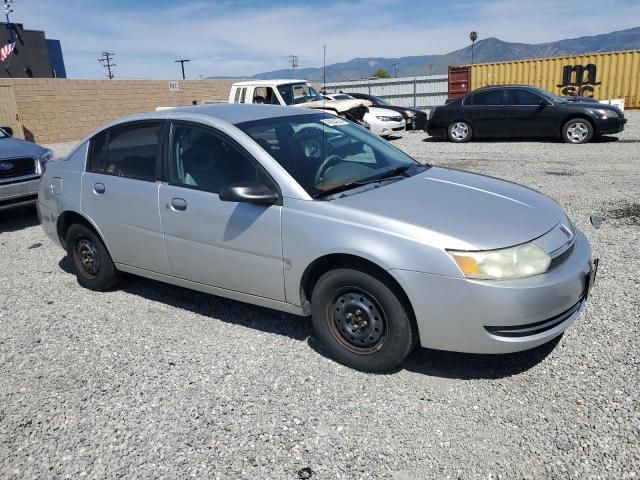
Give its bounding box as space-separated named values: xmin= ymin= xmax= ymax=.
xmin=469 ymin=31 xmax=479 ymax=66
xmin=174 ymin=59 xmax=190 ymax=80
xmin=288 ymin=54 xmax=298 ymax=79
xmin=3 ymin=0 xmax=14 ymax=42
xmin=98 ymin=51 xmax=116 ymax=79
xmin=323 ymin=45 xmax=326 ymax=89
xmin=393 ymin=62 xmax=399 ymax=78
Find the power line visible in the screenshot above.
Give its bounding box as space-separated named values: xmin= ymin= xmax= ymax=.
xmin=288 ymin=54 xmax=298 ymax=79
xmin=98 ymin=51 xmax=116 ymax=79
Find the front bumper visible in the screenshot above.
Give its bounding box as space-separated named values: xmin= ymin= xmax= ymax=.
xmin=390 ymin=230 xmax=593 ymax=354
xmin=0 ymin=177 xmax=40 ymax=211
xmin=596 ymin=117 xmax=627 ymax=135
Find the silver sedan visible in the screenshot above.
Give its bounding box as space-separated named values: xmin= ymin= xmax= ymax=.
xmin=37 ymin=104 xmax=596 ymax=372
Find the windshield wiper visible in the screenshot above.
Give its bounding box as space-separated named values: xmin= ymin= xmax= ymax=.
xmin=313 ymin=165 xmax=422 ymax=199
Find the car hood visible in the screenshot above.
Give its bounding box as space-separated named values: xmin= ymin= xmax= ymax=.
xmin=333 ymin=167 xmax=564 ymax=250
xmin=366 ymin=106 xmax=404 ymax=118
xmin=0 ymin=137 xmax=47 ymax=160
xmin=298 ymin=98 xmax=369 ymax=113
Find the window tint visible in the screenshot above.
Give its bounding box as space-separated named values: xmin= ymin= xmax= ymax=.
xmin=471 ymin=90 xmax=504 ymax=106
xmin=87 ymin=122 xmax=161 ymax=181
xmin=170 ymin=124 xmax=270 ymax=194
xmin=88 ymin=131 xmax=108 ymax=172
xmin=508 ymin=89 xmax=543 ymax=105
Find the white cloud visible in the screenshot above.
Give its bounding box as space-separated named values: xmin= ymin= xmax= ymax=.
xmin=12 ymin=0 xmax=640 ymax=78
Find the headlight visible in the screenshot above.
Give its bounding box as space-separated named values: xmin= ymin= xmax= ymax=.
xmin=448 ymin=242 xmax=551 ymax=280
xmin=37 ymin=149 xmax=53 ymax=174
xmin=596 ymin=108 xmax=620 ymax=119
xmin=404 ymin=110 xmax=416 ymax=117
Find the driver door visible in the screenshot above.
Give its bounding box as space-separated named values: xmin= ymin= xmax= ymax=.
xmin=158 ymin=121 xmax=286 ymax=301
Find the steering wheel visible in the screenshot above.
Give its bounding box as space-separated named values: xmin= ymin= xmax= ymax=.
xmin=315 ymin=154 xmax=343 ymax=185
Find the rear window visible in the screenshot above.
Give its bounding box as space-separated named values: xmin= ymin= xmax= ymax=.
xmin=471 ymin=90 xmax=504 ymax=106
xmin=87 ymin=122 xmax=162 ymax=181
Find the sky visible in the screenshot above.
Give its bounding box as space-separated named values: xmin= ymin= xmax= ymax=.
xmin=10 ymin=0 xmax=640 ymax=79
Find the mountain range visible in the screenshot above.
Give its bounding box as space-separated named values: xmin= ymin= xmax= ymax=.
xmin=210 ymin=26 xmax=640 ymax=82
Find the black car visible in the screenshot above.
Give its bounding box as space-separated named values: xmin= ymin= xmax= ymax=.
xmin=348 ymin=93 xmax=428 ymax=130
xmin=426 ymin=85 xmax=627 ymax=144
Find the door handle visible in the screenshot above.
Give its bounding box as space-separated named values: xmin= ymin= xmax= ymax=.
xmin=170 ymin=198 xmax=187 ymax=211
xmin=93 ymin=183 xmax=105 ymax=194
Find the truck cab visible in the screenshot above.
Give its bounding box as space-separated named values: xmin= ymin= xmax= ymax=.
xmin=229 ymin=79 xmax=369 ymax=123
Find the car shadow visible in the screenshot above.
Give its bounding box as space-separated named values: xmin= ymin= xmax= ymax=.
xmin=0 ymin=206 xmax=40 ymax=233
xmin=58 ymin=256 xmax=559 ymax=379
xmin=423 ymin=135 xmax=620 ymax=144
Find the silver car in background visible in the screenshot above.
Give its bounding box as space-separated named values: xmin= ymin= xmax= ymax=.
xmin=0 ymin=127 xmax=53 ymax=211
xmin=38 ymin=104 xmax=596 ymax=372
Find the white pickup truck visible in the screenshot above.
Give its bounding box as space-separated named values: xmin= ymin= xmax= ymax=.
xmin=228 ymin=79 xmax=369 ymax=123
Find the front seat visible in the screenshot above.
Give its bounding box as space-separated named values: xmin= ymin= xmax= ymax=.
xmin=182 ymin=136 xmax=229 ymax=193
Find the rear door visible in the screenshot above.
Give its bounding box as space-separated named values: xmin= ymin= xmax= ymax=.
xmin=464 ymin=89 xmax=506 ymax=137
xmin=158 ymin=121 xmax=285 ymax=300
xmin=81 ymin=121 xmax=171 ymax=274
xmin=506 ymin=88 xmax=558 ymax=138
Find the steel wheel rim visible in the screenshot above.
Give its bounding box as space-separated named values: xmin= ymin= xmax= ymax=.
xmin=74 ymin=237 xmax=100 ymax=278
xmin=326 ymin=287 xmax=387 ymax=354
xmin=567 ymin=122 xmax=589 ymax=142
xmin=451 ymin=122 xmax=469 ymax=140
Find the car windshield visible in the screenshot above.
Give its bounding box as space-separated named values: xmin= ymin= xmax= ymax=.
xmin=330 ymin=94 xmax=354 ymax=100
xmin=371 ymin=95 xmax=389 ymax=106
xmin=530 ymin=87 xmax=568 ymax=104
xmin=238 ymin=113 xmax=428 ymax=198
xmin=277 ymin=83 xmax=324 ymax=105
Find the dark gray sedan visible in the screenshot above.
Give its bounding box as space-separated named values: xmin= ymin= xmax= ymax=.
xmin=0 ymin=127 xmax=52 ymax=210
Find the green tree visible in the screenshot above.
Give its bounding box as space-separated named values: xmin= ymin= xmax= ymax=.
xmin=371 ymin=68 xmax=390 ymax=79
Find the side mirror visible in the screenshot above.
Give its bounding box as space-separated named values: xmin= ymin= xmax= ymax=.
xmin=219 ymin=182 xmax=279 ymax=205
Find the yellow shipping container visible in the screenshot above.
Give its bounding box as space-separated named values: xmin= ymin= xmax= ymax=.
xmin=470 ymin=50 xmax=640 ymax=108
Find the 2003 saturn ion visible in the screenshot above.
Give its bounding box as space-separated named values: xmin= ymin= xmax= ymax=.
xmin=38 ymin=104 xmax=597 ymax=372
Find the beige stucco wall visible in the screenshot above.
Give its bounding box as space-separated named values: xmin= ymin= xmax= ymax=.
xmin=0 ymin=79 xmax=238 ymax=144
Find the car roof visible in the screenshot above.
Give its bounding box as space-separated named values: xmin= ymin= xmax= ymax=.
xmin=474 ymin=84 xmax=539 ymax=91
xmin=231 ymin=79 xmax=310 ymax=87
xmin=109 ymin=104 xmax=320 ymax=128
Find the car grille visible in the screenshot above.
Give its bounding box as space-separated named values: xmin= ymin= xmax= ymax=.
xmin=0 ymin=157 xmax=36 ymax=180
xmin=485 ymin=297 xmax=584 ymax=338
xmin=548 ymin=242 xmax=575 ymax=272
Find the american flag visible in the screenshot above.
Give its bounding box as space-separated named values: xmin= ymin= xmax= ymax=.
xmin=0 ymin=42 xmax=16 ymax=62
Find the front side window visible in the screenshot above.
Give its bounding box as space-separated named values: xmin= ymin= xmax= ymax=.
xmin=253 ymin=87 xmax=280 ymax=105
xmin=471 ymin=90 xmax=504 ymax=106
xmin=508 ymin=89 xmax=544 ymax=106
xmin=87 ymin=122 xmax=161 ymax=181
xmin=170 ymin=123 xmax=271 ymax=194
xmin=238 ymin=113 xmax=427 ymax=198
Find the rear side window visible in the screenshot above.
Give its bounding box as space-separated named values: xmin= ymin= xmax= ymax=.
xmin=87 ymin=122 xmax=162 ymax=181
xmin=508 ymin=89 xmax=543 ymax=106
xmin=471 ymin=90 xmax=504 ymax=106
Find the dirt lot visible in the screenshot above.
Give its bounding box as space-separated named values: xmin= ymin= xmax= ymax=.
xmin=1 ymin=114 xmax=639 ymax=479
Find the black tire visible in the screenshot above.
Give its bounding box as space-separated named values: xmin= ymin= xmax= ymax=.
xmin=66 ymin=224 xmax=122 ymax=291
xmin=311 ymin=268 xmax=416 ymax=372
xmin=562 ymin=118 xmax=593 ymax=144
xmin=447 ymin=121 xmax=473 ymax=143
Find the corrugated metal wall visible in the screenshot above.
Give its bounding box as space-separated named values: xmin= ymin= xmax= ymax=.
xmin=470 ymin=50 xmax=640 ymax=108
xmin=323 ymin=75 xmax=448 ymax=110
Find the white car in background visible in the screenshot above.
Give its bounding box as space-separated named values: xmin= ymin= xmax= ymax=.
xmin=324 ymin=94 xmax=406 ymax=138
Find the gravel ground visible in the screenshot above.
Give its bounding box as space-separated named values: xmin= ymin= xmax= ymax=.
xmin=1 ymin=114 xmax=639 ymax=479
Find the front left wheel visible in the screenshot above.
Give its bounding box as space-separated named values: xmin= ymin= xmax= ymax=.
xmin=311 ymin=268 xmax=416 ymax=372
xmin=66 ymin=224 xmax=122 ymax=291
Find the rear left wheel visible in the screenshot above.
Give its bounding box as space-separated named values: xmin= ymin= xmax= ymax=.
xmin=66 ymin=224 xmax=122 ymax=291
xmin=311 ymin=268 xmax=416 ymax=372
